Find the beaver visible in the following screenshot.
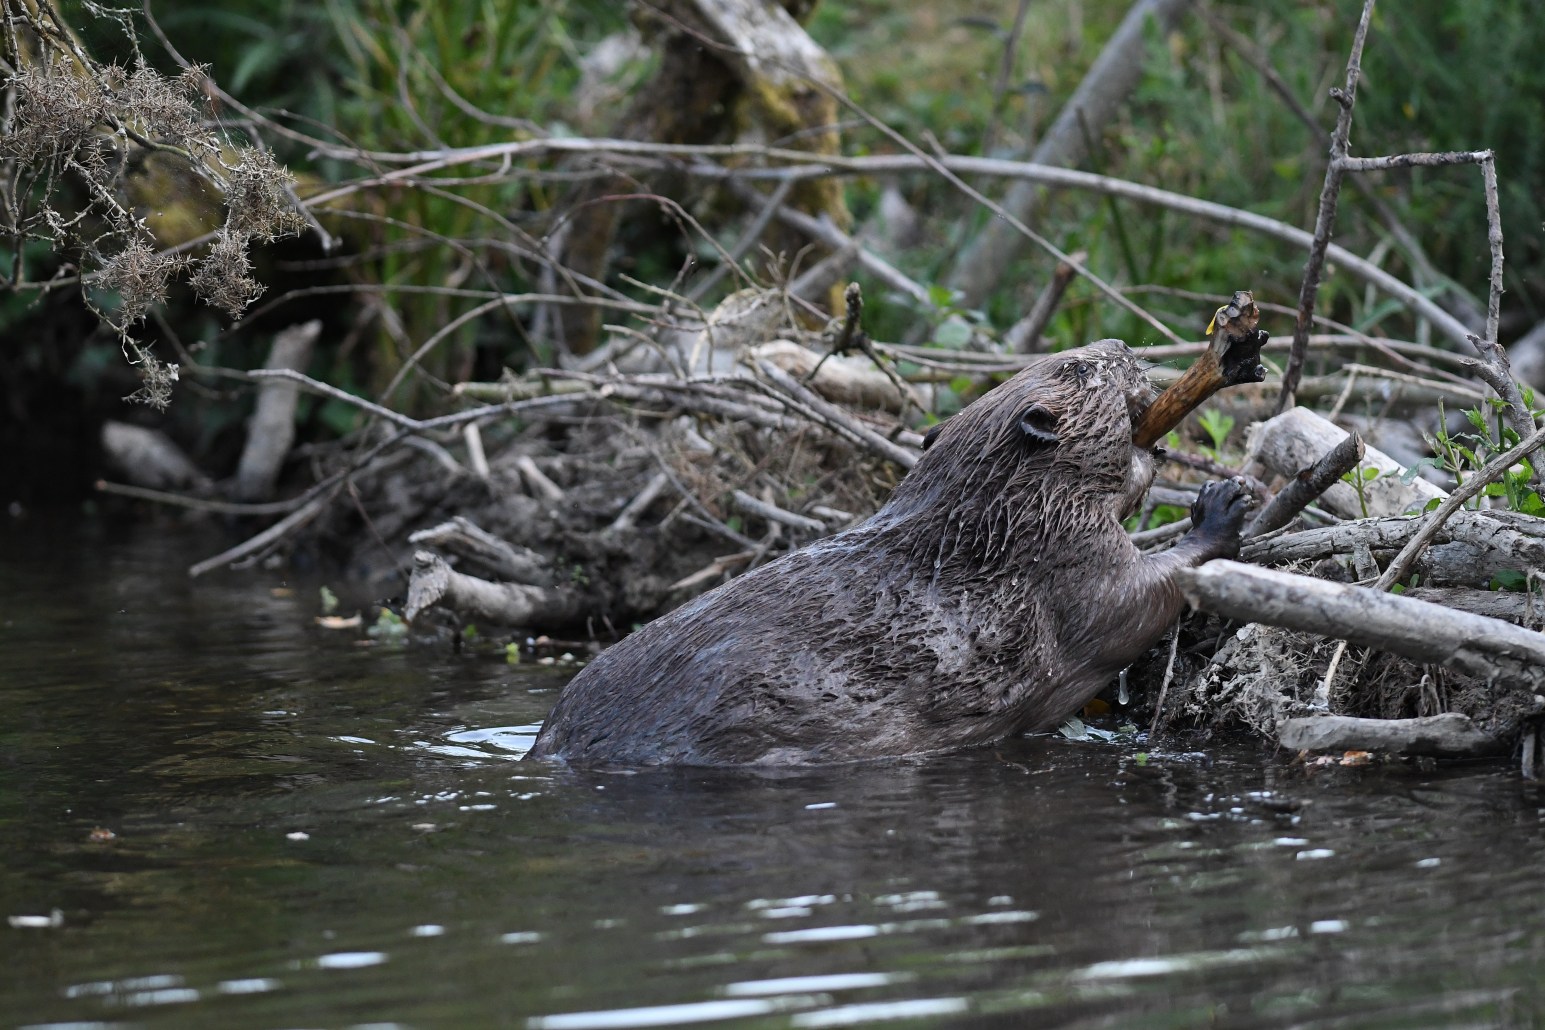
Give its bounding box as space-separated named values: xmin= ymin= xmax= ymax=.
xmin=526 ymin=339 xmax=1253 ymax=766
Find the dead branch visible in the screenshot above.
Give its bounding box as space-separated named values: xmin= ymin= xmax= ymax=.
xmin=1176 ymin=560 xmax=1545 ymax=689
xmin=407 ymin=517 xmax=554 ymax=584
xmin=1246 ymin=407 xmax=1446 ymax=519
xmin=1276 ymin=713 xmax=1505 ymax=758
xmin=1242 ymin=509 xmax=1545 ymax=576
xmin=99 ymin=421 xmax=209 ymax=491
xmin=1246 ymin=430 xmax=1365 ymax=538
xmin=234 ymin=320 xmax=321 ymax=501
xmin=947 ymin=0 xmax=1191 ymax=308
xmin=1461 ymin=154 xmax=1537 ymax=451
xmin=753 ymin=360 xmax=918 ymax=469
xmin=404 ymin=550 xmax=585 ymax=628
xmin=607 ymin=472 xmax=671 ymax=534
xmin=95 ymin=479 xmax=296 ymax=516
xmin=1404 ymin=586 xmax=1545 ymax=624
xmin=1193 ymin=3 xmax=1486 ymax=332
xmin=749 ymin=339 xmax=918 ymax=413
xmin=1003 ymin=251 xmax=1083 ymax=354
xmin=731 ymin=489 xmax=827 ymax=536
xmin=514 ymin=455 xmax=565 ymax=503
xmin=1277 ymin=0 xmax=1376 ymax=413
xmin=1374 ymin=423 xmax=1545 ymax=590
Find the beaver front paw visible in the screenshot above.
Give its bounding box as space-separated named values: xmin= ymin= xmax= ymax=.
xmin=1189 ymin=477 xmax=1255 ymax=559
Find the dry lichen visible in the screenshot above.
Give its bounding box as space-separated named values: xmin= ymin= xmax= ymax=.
xmin=2 ymin=2 xmax=305 ymax=405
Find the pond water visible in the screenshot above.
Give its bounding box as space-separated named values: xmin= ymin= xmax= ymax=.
xmin=2 ymin=516 xmax=1542 ymax=1029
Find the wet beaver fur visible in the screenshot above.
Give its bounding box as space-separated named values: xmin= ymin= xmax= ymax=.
xmin=527 ymin=339 xmax=1253 ymax=766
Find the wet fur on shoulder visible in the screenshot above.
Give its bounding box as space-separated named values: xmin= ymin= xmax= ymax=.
xmin=527 ymin=340 xmax=1246 ymax=767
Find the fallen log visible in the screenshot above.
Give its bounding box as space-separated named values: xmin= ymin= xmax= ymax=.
xmin=1246 ymin=406 xmax=1447 ymax=518
xmin=1276 ymin=713 xmax=1504 ymax=757
xmin=404 ymin=551 xmax=586 ymax=628
xmin=1241 ymin=509 xmax=1545 ymax=586
xmin=1175 ymin=560 xmax=1545 ymax=689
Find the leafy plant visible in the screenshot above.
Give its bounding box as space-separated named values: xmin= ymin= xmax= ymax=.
xmin=1196 ymin=408 xmax=1236 ymax=459
xmin=1340 ymin=463 xmax=1380 ymax=520
xmin=1422 ymin=400 xmax=1545 ymax=516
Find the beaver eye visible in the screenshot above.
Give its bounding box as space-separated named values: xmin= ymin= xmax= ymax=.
xmin=1075 ymin=362 xmax=1091 ymax=377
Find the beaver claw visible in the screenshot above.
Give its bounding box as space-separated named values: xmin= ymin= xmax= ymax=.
xmin=1189 ymin=477 xmax=1255 ymax=559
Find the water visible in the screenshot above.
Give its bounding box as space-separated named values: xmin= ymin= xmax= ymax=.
xmin=2 ymin=516 xmax=1542 ymax=1028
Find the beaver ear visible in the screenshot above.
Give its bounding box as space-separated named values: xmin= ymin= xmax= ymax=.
xmin=1017 ymin=402 xmax=1059 ymax=447
xmin=922 ymin=421 xmax=947 ymax=451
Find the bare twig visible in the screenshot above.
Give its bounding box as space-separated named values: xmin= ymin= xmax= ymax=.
xmin=1003 ymin=251 xmax=1083 ymax=354
xmin=1246 ymin=432 xmax=1365 ymax=539
xmin=754 ymin=360 xmax=917 ymax=470
xmin=1373 ymin=423 xmax=1545 ymax=591
xmin=95 ymin=480 xmax=300 ymax=516
xmin=1277 ymin=0 xmax=1377 ymax=413
xmin=731 ymin=489 xmax=827 ymax=535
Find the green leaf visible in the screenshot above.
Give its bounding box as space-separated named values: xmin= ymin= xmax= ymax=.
xmin=1492 ymin=570 xmax=1529 ymax=591
xmin=926 ymin=283 xmax=957 ymax=309
xmin=933 ymin=319 xmax=973 ymax=349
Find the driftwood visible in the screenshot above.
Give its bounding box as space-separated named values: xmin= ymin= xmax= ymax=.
xmin=1276 ymin=713 xmax=1503 ymax=757
xmin=1246 ymin=407 xmax=1446 ymax=519
xmin=100 ymin=421 xmax=208 ymax=491
xmin=234 ymin=320 xmax=321 ymax=501
xmin=404 ymin=551 xmax=585 ymax=628
xmin=1176 ymin=560 xmax=1545 ymax=689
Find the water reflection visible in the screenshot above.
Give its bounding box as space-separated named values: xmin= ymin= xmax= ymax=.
xmin=3 ymin=517 xmax=1543 ymax=1028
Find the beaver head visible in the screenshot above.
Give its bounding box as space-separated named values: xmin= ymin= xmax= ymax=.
xmin=893 ymin=340 xmax=1160 ymax=555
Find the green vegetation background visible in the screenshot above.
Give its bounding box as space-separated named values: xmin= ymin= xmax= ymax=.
xmin=14 ymin=0 xmax=1544 ymax=476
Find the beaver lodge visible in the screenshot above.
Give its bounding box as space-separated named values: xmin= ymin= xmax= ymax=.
xmin=10 ymin=0 xmax=1543 ymax=774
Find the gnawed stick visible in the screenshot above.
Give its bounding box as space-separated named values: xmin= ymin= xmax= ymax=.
xmin=1132 ymin=290 xmax=1268 ymax=448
